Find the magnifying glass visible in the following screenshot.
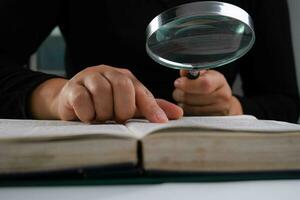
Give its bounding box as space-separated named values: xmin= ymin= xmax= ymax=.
xmin=146 ymin=1 xmax=255 ymax=79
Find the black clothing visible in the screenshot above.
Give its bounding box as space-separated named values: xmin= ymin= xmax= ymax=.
xmin=0 ymin=0 xmax=299 ymax=122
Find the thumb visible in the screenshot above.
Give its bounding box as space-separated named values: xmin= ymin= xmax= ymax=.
xmin=156 ymin=99 xmax=183 ymax=120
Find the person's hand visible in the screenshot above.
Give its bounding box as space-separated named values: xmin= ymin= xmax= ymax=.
xmin=30 ymin=65 xmax=183 ymax=123
xmin=173 ymin=70 xmax=243 ymax=116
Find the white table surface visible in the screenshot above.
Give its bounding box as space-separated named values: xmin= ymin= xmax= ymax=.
xmin=1 ymin=180 xmax=300 ymax=200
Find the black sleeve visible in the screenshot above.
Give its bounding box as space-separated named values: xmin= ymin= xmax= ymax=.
xmin=237 ymin=0 xmax=300 ymax=123
xmin=0 ymin=0 xmax=64 ymax=118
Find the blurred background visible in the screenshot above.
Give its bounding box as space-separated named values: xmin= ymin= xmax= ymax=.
xmin=30 ymin=0 xmax=300 ymax=97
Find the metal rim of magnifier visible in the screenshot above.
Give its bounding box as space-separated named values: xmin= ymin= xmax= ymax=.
xmin=146 ymin=1 xmax=255 ymax=70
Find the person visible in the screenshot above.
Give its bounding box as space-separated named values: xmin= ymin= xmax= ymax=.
xmin=0 ymin=0 xmax=299 ymax=123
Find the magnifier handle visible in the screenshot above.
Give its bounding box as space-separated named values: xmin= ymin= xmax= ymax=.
xmin=187 ymin=69 xmax=200 ymax=79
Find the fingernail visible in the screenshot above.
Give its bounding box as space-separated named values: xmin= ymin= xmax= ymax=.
xmin=154 ymin=109 xmax=168 ymax=123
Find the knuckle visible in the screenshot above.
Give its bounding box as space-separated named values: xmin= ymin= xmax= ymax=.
xmin=102 ymin=70 xmax=114 ymax=79
xmin=103 ymin=70 xmax=122 ymax=80
xmin=83 ymin=66 xmax=98 ymax=73
xmin=79 ymin=66 xmax=104 ymax=77
xmin=86 ymin=76 xmax=100 ymax=93
xmin=88 ymin=84 xmax=100 ymax=95
xmin=90 ymin=77 xmax=111 ymax=94
xmin=112 ymin=76 xmax=132 ymax=89
xmin=93 ymin=64 xmax=109 ymax=70
xmin=99 ymin=64 xmax=108 ymax=68
xmin=120 ymin=68 xmax=133 ymax=75
xmin=83 ymin=64 xmax=110 ymax=73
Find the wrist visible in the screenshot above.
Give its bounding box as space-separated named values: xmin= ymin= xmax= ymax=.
xmin=29 ymin=78 xmax=67 ymax=119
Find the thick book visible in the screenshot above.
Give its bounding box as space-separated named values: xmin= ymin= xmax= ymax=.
xmin=1 ymin=115 xmax=300 ymax=184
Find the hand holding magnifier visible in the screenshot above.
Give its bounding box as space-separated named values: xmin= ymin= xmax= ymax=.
xmin=146 ymin=1 xmax=255 ymax=79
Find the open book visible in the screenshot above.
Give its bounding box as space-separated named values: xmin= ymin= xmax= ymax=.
xmin=1 ymin=115 xmax=300 ymax=175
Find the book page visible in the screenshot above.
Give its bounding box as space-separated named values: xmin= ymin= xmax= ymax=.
xmin=0 ymin=119 xmax=135 ymax=140
xmin=126 ymin=115 xmax=300 ymax=139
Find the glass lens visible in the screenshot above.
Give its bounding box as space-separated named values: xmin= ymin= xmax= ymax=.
xmin=146 ymin=15 xmax=255 ymax=70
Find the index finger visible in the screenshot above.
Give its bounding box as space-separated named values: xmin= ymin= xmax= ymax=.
xmin=135 ymin=83 xmax=168 ymax=123
xmin=116 ymin=68 xmax=169 ymax=123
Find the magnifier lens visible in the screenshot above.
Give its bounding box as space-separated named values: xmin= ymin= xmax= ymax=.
xmin=146 ymin=2 xmax=255 ymax=71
